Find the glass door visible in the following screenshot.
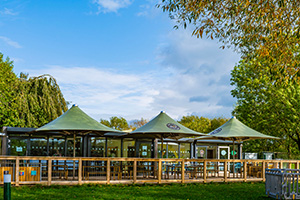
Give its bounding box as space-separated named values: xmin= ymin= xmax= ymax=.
xmin=218 ymin=146 xmax=230 ymax=171
xmin=218 ymin=146 xmax=230 ymax=159
xmin=137 ymin=141 xmax=152 ymax=158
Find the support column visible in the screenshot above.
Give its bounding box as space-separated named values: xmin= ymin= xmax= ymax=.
xmin=121 ymin=138 xmax=124 ymax=158
xmin=153 ymin=139 xmax=158 ymax=159
xmin=46 ymin=135 xmax=50 ymax=156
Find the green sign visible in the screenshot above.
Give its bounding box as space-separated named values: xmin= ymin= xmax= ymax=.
xmin=231 ymin=151 xmax=237 ymax=155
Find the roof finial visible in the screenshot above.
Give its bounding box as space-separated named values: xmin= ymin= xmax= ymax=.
xmin=161 ymin=111 xmax=166 ymax=113
xmin=72 ymin=104 xmax=78 ymax=107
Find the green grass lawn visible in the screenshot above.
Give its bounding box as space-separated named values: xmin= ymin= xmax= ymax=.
xmin=0 ymin=182 xmax=268 ymax=200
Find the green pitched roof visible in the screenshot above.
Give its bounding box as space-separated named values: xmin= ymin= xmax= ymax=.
xmin=129 ymin=111 xmax=206 ymax=139
xmin=197 ymin=117 xmax=280 ymax=142
xmin=36 ymin=105 xmax=121 ymax=134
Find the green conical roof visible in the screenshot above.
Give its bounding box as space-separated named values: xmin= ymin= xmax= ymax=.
xmin=129 ymin=111 xmax=206 ymax=139
xmin=197 ymin=117 xmax=280 ymax=142
xmin=36 ymin=105 xmax=122 ymax=134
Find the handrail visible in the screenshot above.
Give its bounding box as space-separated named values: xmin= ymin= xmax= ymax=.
xmin=0 ymin=156 xmax=298 ymax=186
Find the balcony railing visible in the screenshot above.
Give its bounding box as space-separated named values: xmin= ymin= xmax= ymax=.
xmin=0 ymin=156 xmax=298 ymax=186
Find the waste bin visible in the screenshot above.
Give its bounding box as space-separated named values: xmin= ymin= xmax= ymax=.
xmin=265 ymin=168 xmax=300 ymax=199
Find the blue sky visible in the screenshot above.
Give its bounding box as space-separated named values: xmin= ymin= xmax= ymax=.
xmin=0 ymin=0 xmax=240 ymax=121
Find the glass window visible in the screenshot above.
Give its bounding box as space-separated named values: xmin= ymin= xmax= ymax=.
xmin=196 ymin=146 xmax=207 ymax=159
xmin=107 ymin=139 xmax=121 ymax=157
xmin=90 ymin=137 xmax=105 ymax=157
xmin=49 ymin=136 xmax=65 ymax=157
xmin=123 ymin=139 xmax=135 ymax=158
xmin=167 ymin=142 xmax=179 ymax=158
xmin=30 ymin=137 xmax=48 ymax=156
xmin=180 ymin=143 xmax=191 ymax=159
xmin=10 ymin=137 xmax=28 ymax=156
xmin=157 ymin=142 xmax=167 ymax=158
xmin=138 ymin=142 xmax=152 ymax=158
xmin=66 ymin=136 xmax=82 ymax=157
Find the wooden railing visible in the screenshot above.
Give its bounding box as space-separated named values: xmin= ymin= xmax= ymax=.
xmin=0 ymin=156 xmax=298 ymax=186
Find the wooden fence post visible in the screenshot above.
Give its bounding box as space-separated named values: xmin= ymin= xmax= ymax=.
xmin=181 ymin=160 xmax=185 ymax=184
xmin=106 ymin=159 xmax=110 ymax=184
xmin=78 ymin=158 xmax=82 ymax=185
xmin=243 ymin=160 xmax=247 ymax=182
xmin=48 ymin=158 xmax=52 ymax=186
xmin=15 ymin=157 xmax=19 ymax=186
xmin=158 ymin=160 xmax=162 ymax=184
xmin=133 ymin=160 xmax=137 ymax=184
xmin=224 ymin=161 xmax=228 ymax=182
xmin=203 ymin=161 xmax=207 ymax=183
xmin=262 ymin=161 xmax=266 ymax=182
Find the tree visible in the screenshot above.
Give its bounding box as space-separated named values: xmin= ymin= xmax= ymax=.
xmin=231 ymin=57 xmax=300 ymax=158
xmin=0 ymin=54 xmax=21 ymax=127
xmin=178 ymin=115 xmax=228 ymax=133
xmin=100 ymin=116 xmax=129 ymax=131
xmin=130 ymin=118 xmax=149 ymax=131
xmin=0 ymin=53 xmax=68 ymax=128
xmin=16 ymin=74 xmax=68 ymax=127
xmin=158 ymin=0 xmax=300 ymax=77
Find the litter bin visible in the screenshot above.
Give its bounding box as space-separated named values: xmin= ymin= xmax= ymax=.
xmin=265 ymin=168 xmax=300 ymax=199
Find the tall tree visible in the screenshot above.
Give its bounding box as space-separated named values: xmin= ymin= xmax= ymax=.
xmin=16 ymin=74 xmax=68 ymax=127
xmin=231 ymin=57 xmax=300 ymax=158
xmin=178 ymin=115 xmax=228 ymax=133
xmin=0 ymin=54 xmax=21 ymax=127
xmin=130 ymin=118 xmax=149 ymax=131
xmin=100 ymin=116 xmax=129 ymax=131
xmin=158 ymin=0 xmax=300 ymax=77
xmin=0 ymin=53 xmax=68 ymax=128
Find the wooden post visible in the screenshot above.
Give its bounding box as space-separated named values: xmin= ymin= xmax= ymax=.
xmin=78 ymin=158 xmax=82 ymax=185
xmin=296 ymin=161 xmax=299 ymax=169
xmin=133 ymin=160 xmax=137 ymax=183
xmin=243 ymin=160 xmax=247 ymax=182
xmin=48 ymin=158 xmax=52 ymax=186
xmin=262 ymin=161 xmax=266 ymax=182
xmin=158 ymin=160 xmax=162 ymax=184
xmin=106 ymin=159 xmax=110 ymax=184
xmin=280 ymin=161 xmax=283 ymax=169
xmin=181 ymin=160 xmax=185 ymax=183
xmin=224 ymin=161 xmax=227 ymax=182
xmin=203 ymin=161 xmax=207 ymax=183
xmin=15 ymin=157 xmax=19 ymax=186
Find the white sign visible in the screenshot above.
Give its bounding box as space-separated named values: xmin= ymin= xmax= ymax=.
xmin=221 ymin=150 xmax=227 ymax=156
xmin=142 ymin=146 xmax=147 ymax=150
xmin=16 ymin=147 xmax=23 ymax=152
xmin=142 ymin=152 xmax=147 ymax=156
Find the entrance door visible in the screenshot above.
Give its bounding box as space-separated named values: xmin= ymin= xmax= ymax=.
xmin=137 ymin=141 xmax=152 ymax=158
xmin=218 ymin=146 xmax=230 ymax=159
xmin=218 ymin=146 xmax=230 ymax=171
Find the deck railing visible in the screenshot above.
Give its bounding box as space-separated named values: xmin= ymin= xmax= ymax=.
xmin=0 ymin=156 xmax=298 ymax=186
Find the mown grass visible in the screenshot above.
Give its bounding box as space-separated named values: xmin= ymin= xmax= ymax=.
xmin=0 ymin=182 xmax=268 ymax=200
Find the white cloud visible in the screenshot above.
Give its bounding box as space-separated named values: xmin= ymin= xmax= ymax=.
xmin=93 ymin=0 xmax=133 ymax=13
xmin=0 ymin=36 xmax=22 ymax=48
xmin=151 ymin=29 xmax=241 ymax=119
xmin=136 ymin=0 xmax=160 ymax=18
xmin=25 ymin=66 xmax=166 ymax=121
xmin=0 ymin=8 xmax=18 ymax=16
